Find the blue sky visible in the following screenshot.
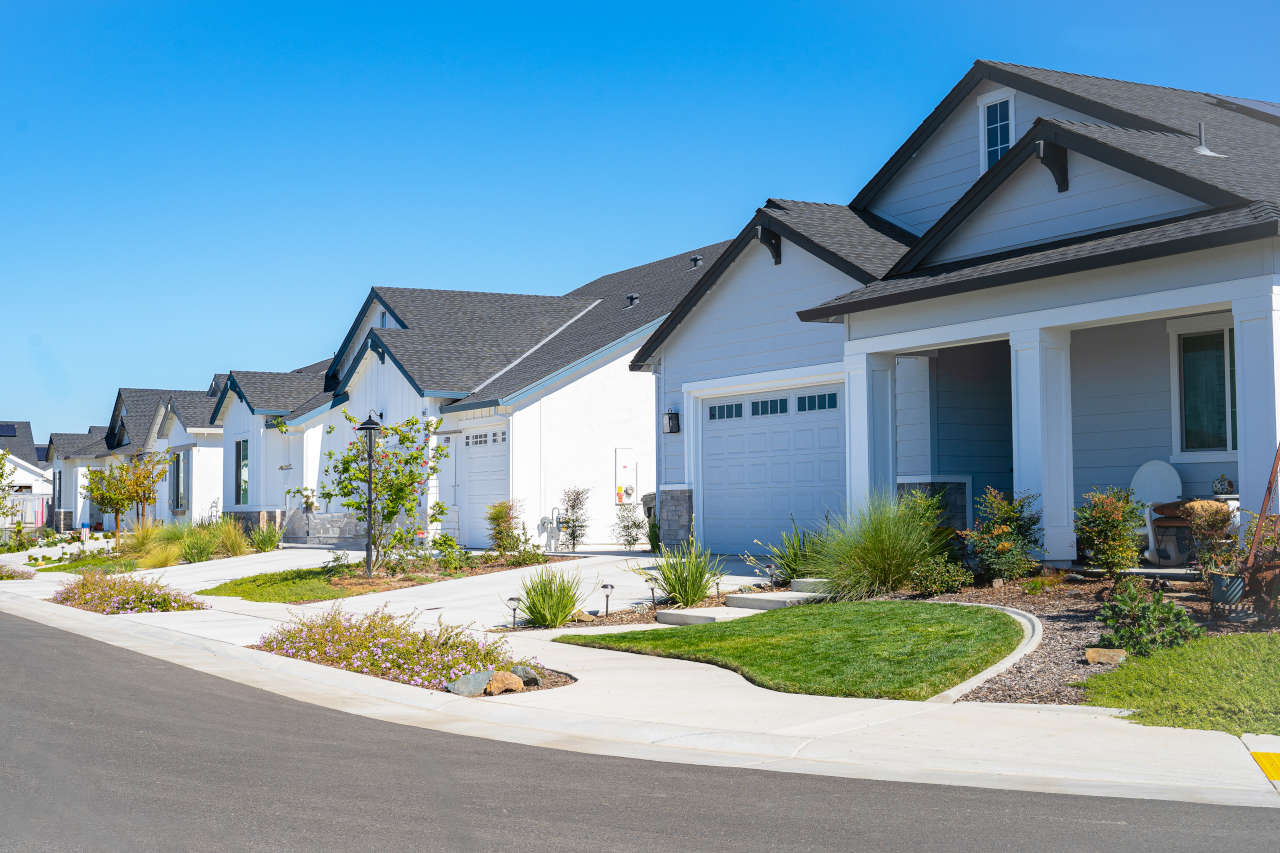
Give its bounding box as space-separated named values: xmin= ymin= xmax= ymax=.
xmin=4 ymin=1 xmax=1278 ymax=441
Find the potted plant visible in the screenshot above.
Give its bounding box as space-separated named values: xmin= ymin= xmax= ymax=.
xmin=1181 ymin=499 xmax=1242 ymax=604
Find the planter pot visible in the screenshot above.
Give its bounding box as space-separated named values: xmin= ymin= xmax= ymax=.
xmin=1210 ymin=573 xmax=1245 ymax=606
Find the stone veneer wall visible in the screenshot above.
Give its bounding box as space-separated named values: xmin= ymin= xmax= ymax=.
xmin=658 ymin=488 xmax=692 ymax=549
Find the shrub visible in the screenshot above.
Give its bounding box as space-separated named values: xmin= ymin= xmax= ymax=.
xmin=817 ymin=492 xmax=951 ymax=600
xmin=0 ymin=565 xmax=35 ymax=580
xmin=744 ymin=518 xmax=821 ymax=585
xmin=1182 ymin=500 xmax=1237 ymax=574
xmin=51 ymin=572 xmax=206 ymax=614
xmin=518 ymin=567 xmax=587 ymax=627
xmin=961 ymin=487 xmax=1042 ymax=581
xmin=1096 ymin=577 xmax=1203 ymax=656
xmin=1022 ymin=575 xmax=1063 ymax=595
xmin=612 ymin=503 xmax=647 ymax=551
xmin=157 ymin=523 xmax=191 ymax=545
xmin=560 ymin=487 xmax=590 ymax=552
xmin=647 ymin=517 xmax=660 ymax=552
xmin=248 ymin=524 xmax=282 ymax=553
xmin=181 ymin=528 xmax=217 ymax=563
xmin=641 ymin=538 xmax=726 ymax=608
xmin=509 ymin=527 xmax=549 ymax=568
xmin=1076 ymin=487 xmax=1146 ymax=578
xmin=123 ymin=521 xmax=160 ymax=556
xmin=257 ymin=607 xmax=541 ymax=689
xmin=138 ymin=542 xmax=182 ymax=569
xmin=909 ymin=555 xmax=973 ymax=596
xmin=485 ymin=500 xmax=520 ymax=556
xmin=212 ymin=517 xmax=250 ymax=557
xmin=431 ymin=533 xmax=477 ymax=573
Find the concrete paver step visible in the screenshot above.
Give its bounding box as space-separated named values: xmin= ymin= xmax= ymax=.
xmin=654 ymin=606 xmax=763 ymax=626
xmin=723 ymin=590 xmax=827 ymax=610
xmin=790 ymin=578 xmax=829 ymax=594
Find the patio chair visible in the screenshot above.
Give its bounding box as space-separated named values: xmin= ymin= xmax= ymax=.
xmin=1130 ymin=460 xmax=1185 ymax=565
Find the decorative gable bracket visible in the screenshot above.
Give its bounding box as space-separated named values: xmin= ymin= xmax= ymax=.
xmin=755 ymin=225 xmax=782 ymax=264
xmin=1035 ymin=140 xmax=1069 ymax=193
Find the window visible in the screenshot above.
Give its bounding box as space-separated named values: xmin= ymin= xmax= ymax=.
xmin=1168 ymin=315 xmax=1237 ymax=459
xmin=750 ymin=398 xmax=788 ymax=417
xmin=797 ymin=392 xmax=838 ymax=413
xmin=170 ymin=451 xmax=186 ymax=511
xmin=379 ymin=309 xmax=387 ymax=329
xmin=708 ymin=403 xmax=742 ymax=421
xmin=984 ymin=99 xmax=1011 ymax=170
xmin=234 ymin=439 xmax=249 ymax=505
xmin=464 ymin=430 xmax=506 ymax=447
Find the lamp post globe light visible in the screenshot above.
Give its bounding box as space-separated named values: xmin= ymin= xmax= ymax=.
xmin=355 ymin=414 xmax=382 ymax=578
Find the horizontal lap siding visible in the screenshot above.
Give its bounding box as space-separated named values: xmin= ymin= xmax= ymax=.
xmin=871 ymin=81 xmax=1101 ymax=235
xmin=932 ymin=342 xmax=1013 ymax=500
xmin=1070 ymin=321 xmax=1234 ymax=502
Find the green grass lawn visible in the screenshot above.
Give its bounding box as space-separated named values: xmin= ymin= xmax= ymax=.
xmin=1084 ymin=633 xmax=1280 ymax=735
xmin=33 ymin=553 xmax=137 ymax=574
xmin=197 ymin=567 xmax=351 ymax=602
xmin=558 ymin=601 xmax=1023 ymax=701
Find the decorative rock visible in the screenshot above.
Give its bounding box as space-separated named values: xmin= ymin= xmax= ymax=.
xmin=1064 ymin=573 xmax=1088 ymax=583
xmin=446 ymin=670 xmax=494 ymax=697
xmin=484 ymin=671 xmax=525 ymax=695
xmin=1085 ymin=647 xmax=1128 ymax=665
xmin=991 ymin=578 xmax=1004 ymax=588
xmin=511 ymin=665 xmax=543 ymax=687
xmin=572 ymin=609 xmax=596 ymax=623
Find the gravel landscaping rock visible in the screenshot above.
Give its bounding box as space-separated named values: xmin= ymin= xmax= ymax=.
xmin=446 ymin=671 xmax=493 ymax=697
xmin=484 ymin=671 xmax=525 ymax=695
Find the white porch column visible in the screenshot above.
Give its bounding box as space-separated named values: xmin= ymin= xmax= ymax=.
xmin=846 ymin=352 xmax=897 ymax=511
xmin=1233 ymin=289 xmax=1280 ymax=517
xmin=1010 ymin=327 xmax=1076 ymax=565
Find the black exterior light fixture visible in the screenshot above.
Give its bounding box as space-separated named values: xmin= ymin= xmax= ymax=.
xmin=601 ymin=582 xmax=615 ymax=617
xmin=644 ymin=576 xmax=657 ymax=610
xmin=507 ymin=596 xmax=522 ymax=629
xmin=662 ymin=410 xmax=680 ymax=434
xmin=355 ymin=414 xmax=382 ymax=578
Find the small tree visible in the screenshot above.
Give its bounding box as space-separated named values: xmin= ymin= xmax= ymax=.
xmin=560 ymin=487 xmax=590 ymax=552
xmin=314 ymin=411 xmax=449 ymax=575
xmin=0 ymin=450 xmax=19 ymax=531
xmin=611 ymin=502 xmax=646 ymax=550
xmin=1075 ymin=487 xmax=1146 ymax=579
xmin=82 ymin=465 xmax=132 ymax=551
xmin=122 ymin=452 xmax=172 ymax=526
xmin=486 ymin=500 xmax=521 ymax=556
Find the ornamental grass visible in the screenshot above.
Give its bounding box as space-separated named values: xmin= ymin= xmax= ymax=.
xmin=51 ymin=571 xmax=207 ymax=614
xmin=256 ymin=607 xmax=542 ymax=691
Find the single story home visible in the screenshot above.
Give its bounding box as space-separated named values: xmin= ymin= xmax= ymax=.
xmin=151 ymin=380 xmax=226 ymax=525
xmin=211 ymin=244 xmax=727 ymax=547
xmin=634 ymin=60 xmax=1280 ymax=562
xmin=0 ymin=420 xmax=53 ymax=529
xmin=48 ymin=427 xmax=109 ymax=531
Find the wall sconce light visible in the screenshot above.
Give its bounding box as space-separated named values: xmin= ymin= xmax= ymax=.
xmin=662 ymin=410 xmax=680 ymax=434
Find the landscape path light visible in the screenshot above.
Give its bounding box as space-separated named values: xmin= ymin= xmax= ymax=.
xmin=601 ymin=582 xmax=614 ymax=617
xmin=645 ymin=576 xmax=657 ymax=609
xmin=354 ymin=414 xmax=383 ymax=578
xmin=507 ymin=596 xmax=522 ymax=629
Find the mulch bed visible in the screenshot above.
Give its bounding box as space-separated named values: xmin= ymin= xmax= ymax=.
xmin=496 ymin=582 xmax=787 ymax=631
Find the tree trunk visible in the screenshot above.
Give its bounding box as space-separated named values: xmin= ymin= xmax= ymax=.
xmin=113 ymin=513 xmax=120 ymax=552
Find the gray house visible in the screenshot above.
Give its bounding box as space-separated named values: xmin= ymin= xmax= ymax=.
xmin=636 ymin=60 xmax=1280 ymax=561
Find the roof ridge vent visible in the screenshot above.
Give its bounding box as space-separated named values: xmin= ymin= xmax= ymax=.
xmin=1194 ymin=121 xmax=1227 ymax=158
xmin=688 ymin=254 xmax=703 ymax=270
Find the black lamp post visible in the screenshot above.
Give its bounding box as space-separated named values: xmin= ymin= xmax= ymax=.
xmin=355 ymin=414 xmax=382 ymax=578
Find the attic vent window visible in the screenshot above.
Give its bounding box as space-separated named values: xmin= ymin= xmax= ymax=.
xmin=625 ymin=293 xmax=640 ymax=308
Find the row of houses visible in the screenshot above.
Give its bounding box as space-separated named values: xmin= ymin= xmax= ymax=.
xmin=31 ymin=60 xmax=1280 ymax=559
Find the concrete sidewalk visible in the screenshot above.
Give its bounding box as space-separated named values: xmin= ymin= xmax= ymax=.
xmin=0 ymin=578 xmax=1275 ymax=809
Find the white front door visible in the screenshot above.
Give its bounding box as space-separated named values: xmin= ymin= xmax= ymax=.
xmin=700 ymin=384 xmax=845 ymax=554
xmin=458 ymin=427 xmax=509 ymax=549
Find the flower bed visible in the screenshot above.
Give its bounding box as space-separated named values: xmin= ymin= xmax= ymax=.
xmin=0 ymin=565 xmax=35 ymax=580
xmin=50 ymin=572 xmax=207 ymax=614
xmin=255 ymin=607 xmax=555 ymax=691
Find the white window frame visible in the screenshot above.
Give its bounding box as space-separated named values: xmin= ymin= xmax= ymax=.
xmin=1166 ymin=313 xmax=1237 ymax=463
xmin=976 ymin=87 xmax=1015 ymax=174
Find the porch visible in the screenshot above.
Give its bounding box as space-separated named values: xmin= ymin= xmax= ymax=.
xmin=847 ymin=281 xmax=1279 ymax=567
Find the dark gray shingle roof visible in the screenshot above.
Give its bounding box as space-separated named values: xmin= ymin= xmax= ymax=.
xmin=49 ymin=427 xmax=109 ymax=460
xmin=0 ymin=420 xmax=38 ymax=466
xmin=166 ymin=390 xmax=221 ymax=431
xmin=229 ymin=370 xmax=329 ymax=415
xmin=110 ymin=388 xmax=175 ymax=453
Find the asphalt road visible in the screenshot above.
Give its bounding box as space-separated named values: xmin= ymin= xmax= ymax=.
xmin=2 ymin=611 xmax=1277 ymax=852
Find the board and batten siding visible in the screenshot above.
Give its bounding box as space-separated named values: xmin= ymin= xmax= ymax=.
xmin=929 ymin=151 xmax=1208 ymax=264
xmin=656 ymin=238 xmax=859 ymax=485
xmin=1071 ymin=320 xmax=1232 ymax=503
xmin=335 ymin=300 xmax=406 ymax=380
xmin=870 ymin=80 xmax=1103 ymax=235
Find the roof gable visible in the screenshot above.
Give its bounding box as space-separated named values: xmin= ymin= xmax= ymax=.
xmin=0 ymin=420 xmax=39 ymax=466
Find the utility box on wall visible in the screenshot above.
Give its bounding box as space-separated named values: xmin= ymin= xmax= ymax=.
xmin=614 ymin=447 xmax=637 ymax=504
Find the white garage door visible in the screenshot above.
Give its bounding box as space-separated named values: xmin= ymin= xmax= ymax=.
xmin=701 ymin=384 xmax=845 ymax=554
xmin=458 ymin=428 xmax=509 ymax=549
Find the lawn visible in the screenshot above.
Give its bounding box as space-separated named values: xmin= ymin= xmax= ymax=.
xmin=1084 ymin=633 xmax=1280 ymax=736
xmin=32 ymin=552 xmax=137 ymax=574
xmin=558 ymin=601 xmax=1023 ymax=701
xmin=197 ymin=566 xmax=437 ymax=603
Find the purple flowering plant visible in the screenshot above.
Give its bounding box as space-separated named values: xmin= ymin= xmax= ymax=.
xmin=50 ymin=571 xmax=207 ymax=614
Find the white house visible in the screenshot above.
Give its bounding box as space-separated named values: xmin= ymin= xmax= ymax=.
xmin=48 ymin=427 xmax=109 ymax=531
xmin=151 ymin=383 xmax=226 ymax=525
xmin=0 ymin=420 xmax=53 ymax=530
xmin=211 ymin=245 xmax=728 ymax=547
xmin=635 ymin=60 xmax=1280 ymax=562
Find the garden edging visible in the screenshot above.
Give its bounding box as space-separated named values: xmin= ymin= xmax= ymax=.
xmin=925 ymin=602 xmax=1043 ymax=704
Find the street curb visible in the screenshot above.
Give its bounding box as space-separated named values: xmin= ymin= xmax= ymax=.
xmin=926 ymin=603 xmax=1043 ymax=704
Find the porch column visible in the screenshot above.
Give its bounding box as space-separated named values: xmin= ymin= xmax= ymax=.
xmin=1010 ymin=327 xmax=1076 ymax=565
xmin=1232 ymin=289 xmax=1280 ymax=517
xmin=846 ymin=352 xmax=897 ymax=511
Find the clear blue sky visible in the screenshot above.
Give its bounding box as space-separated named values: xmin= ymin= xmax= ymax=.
xmin=4 ymin=1 xmax=1278 ymax=442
